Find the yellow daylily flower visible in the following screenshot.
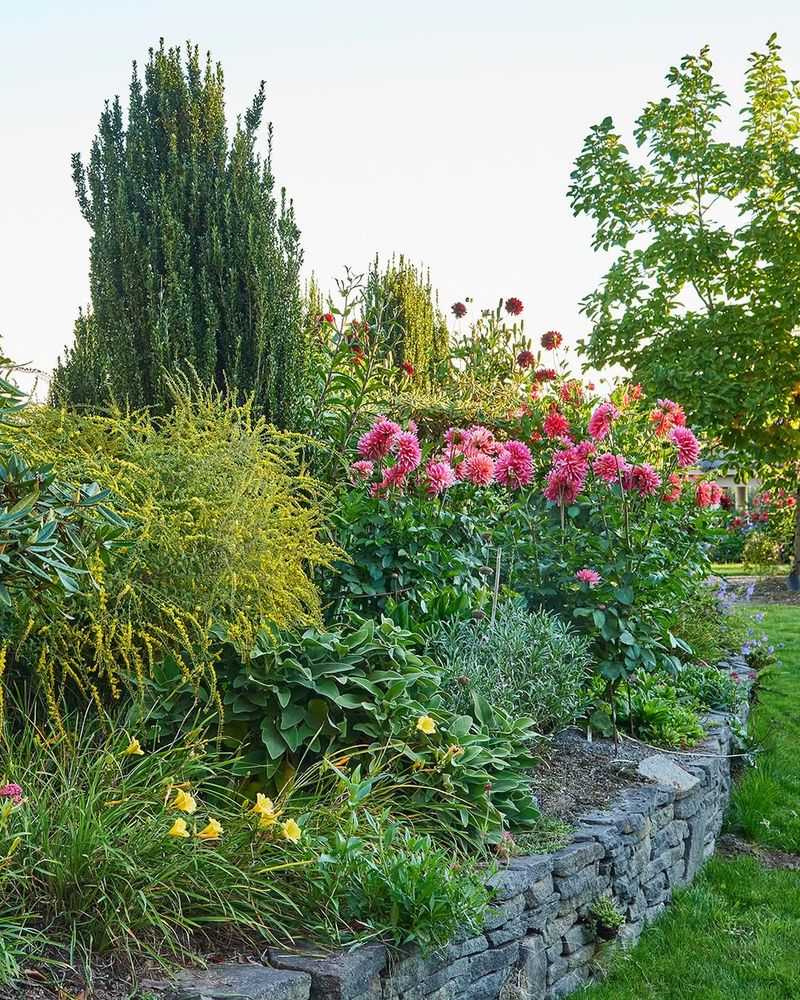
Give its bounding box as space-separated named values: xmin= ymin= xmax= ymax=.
xmin=124 ymin=738 xmax=144 ymax=756
xmin=171 ymin=789 xmax=197 ymax=814
xmin=197 ymin=818 xmax=223 ymax=840
xmin=416 ymin=715 xmax=437 ymax=735
xmin=167 ymin=818 xmax=190 ymax=838
xmin=281 ymin=818 xmax=302 ymax=843
xmin=250 ymin=792 xmax=279 ymax=824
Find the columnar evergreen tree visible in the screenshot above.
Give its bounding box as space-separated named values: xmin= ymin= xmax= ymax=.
xmin=569 ymin=36 xmax=800 ymax=577
xmin=52 ymin=40 xmax=307 ymax=428
xmin=365 ymin=255 xmax=450 ymax=384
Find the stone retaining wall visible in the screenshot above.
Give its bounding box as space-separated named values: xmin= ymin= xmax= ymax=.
xmin=169 ymin=658 xmax=751 ymax=1000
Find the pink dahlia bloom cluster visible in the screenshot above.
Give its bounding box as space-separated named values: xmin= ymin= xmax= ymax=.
xmin=649 ymin=399 xmax=686 ymax=437
xmin=670 ymin=426 xmax=700 ymax=468
xmin=0 ymin=782 xmax=23 ymax=804
xmin=587 ymin=402 xmax=619 ymax=441
xmin=575 ymin=568 xmax=601 ymax=587
xmin=494 ymin=440 xmax=534 ymax=489
xmin=354 ymin=417 xmax=423 ymax=497
xmin=696 ymin=481 xmax=723 ymax=508
xmin=543 ymin=407 xmax=571 ymax=439
xmin=626 ymin=463 xmax=662 ymax=497
xmin=592 ymin=452 xmax=630 ymax=484
xmin=544 ymin=443 xmax=591 ymax=504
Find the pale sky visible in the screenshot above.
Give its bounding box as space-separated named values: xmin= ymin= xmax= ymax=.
xmin=2 ymin=1 xmax=799 ymax=384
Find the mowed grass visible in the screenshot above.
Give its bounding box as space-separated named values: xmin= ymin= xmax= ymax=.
xmin=579 ymin=604 xmax=800 ymax=1000
xmin=710 ymin=562 xmax=790 ymax=577
xmin=727 ymin=605 xmax=800 ymax=852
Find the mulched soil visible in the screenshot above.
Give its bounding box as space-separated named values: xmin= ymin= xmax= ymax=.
xmin=717 ymin=832 xmax=800 ymax=871
xmin=530 ymin=727 xmax=653 ymax=821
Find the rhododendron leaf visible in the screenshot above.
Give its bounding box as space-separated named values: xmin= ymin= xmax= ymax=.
xmin=592 ymin=610 xmax=606 ymax=629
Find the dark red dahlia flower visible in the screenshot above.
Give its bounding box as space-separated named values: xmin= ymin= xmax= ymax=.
xmin=541 ymin=330 xmax=563 ymax=350
xmin=516 ymin=350 xmax=535 ymax=369
xmin=505 ymin=297 xmax=524 ymax=316
xmin=451 ymin=301 xmax=467 ymax=318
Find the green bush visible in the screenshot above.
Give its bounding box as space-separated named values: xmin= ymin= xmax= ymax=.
xmin=669 ymin=584 xmax=748 ymax=666
xmin=327 ymin=487 xmax=495 ymax=622
xmin=5 ymin=385 xmax=336 ymax=719
xmin=673 ymin=662 xmax=744 ymax=713
xmin=430 ymin=603 xmax=592 ymax=733
xmin=219 ymin=616 xmax=438 ymax=780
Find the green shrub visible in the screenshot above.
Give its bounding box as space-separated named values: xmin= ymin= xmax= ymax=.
xmin=308 ymin=823 xmax=488 ymax=953
xmin=5 ymin=385 xmax=335 ymax=719
xmin=328 ymin=487 xmax=498 ymax=623
xmin=743 ymin=531 xmax=783 ymax=572
xmin=219 ymin=616 xmax=438 ymax=780
xmin=430 ymin=603 xmax=592 ymax=733
xmin=674 ymin=662 xmax=744 ymax=713
xmin=669 ymin=584 xmax=748 ymax=665
xmin=53 ymin=41 xmax=307 ymax=428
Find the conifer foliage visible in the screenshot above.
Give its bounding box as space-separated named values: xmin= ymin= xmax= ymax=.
xmin=52 ymin=41 xmax=307 ymax=428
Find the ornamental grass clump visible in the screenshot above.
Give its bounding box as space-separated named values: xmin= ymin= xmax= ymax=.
xmin=3 ymin=379 xmax=336 ymax=721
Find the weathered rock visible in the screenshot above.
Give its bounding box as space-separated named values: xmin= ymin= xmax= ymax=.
xmin=167 ymin=964 xmax=311 ymax=1000
xmin=269 ymin=945 xmax=386 ymax=999
xmin=637 ymin=755 xmax=700 ymax=795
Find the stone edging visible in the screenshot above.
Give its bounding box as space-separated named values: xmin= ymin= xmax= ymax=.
xmin=168 ymin=655 xmax=753 ymax=1000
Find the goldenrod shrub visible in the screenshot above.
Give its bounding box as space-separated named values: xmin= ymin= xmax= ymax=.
xmin=7 ymin=383 xmax=336 ymax=718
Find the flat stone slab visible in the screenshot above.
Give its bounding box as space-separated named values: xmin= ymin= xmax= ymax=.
xmin=167 ymin=963 xmax=310 ymax=1000
xmin=637 ymin=755 xmax=700 ymax=794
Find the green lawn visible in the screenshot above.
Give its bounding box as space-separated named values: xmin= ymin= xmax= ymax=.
xmin=710 ymin=562 xmax=790 ymax=577
xmin=579 ymin=605 xmax=800 ymax=1000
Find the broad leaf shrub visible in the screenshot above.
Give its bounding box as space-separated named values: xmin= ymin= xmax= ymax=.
xmin=216 ymin=616 xmax=539 ymax=845
xmin=429 ymin=602 xmax=591 ymax=732
xmin=4 ymin=383 xmax=335 ymax=721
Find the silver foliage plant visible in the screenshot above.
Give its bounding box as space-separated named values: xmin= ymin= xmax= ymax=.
xmin=430 ymin=602 xmax=592 ymax=733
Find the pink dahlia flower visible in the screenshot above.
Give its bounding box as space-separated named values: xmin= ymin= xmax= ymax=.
xmin=592 ymin=452 xmax=629 ymax=484
xmin=350 ymin=459 xmax=375 ymax=482
xmin=650 ymin=399 xmax=686 ymax=437
xmin=371 ymin=464 xmax=407 ymax=497
xmin=559 ymin=380 xmax=583 ymax=404
xmin=696 ymin=481 xmax=722 ymax=508
xmin=462 ymin=453 xmax=496 ymax=486
xmin=629 ymin=463 xmax=662 ymax=497
xmin=391 ymin=430 xmax=422 ymax=473
xmin=670 ymin=426 xmax=700 ymax=467
xmin=544 ymin=467 xmax=580 ymax=505
xmin=463 ymin=425 xmax=497 ymax=456
xmin=495 ymin=440 xmax=534 ymax=489
xmin=663 ymin=473 xmax=682 ymax=503
xmin=425 ymin=460 xmax=457 ymax=496
xmin=587 ymin=402 xmax=619 ymax=441
xmin=543 ymin=408 xmax=570 ymax=439
xmin=575 ymin=568 xmax=601 ymax=587
xmin=357 ymin=417 xmax=401 ymax=460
